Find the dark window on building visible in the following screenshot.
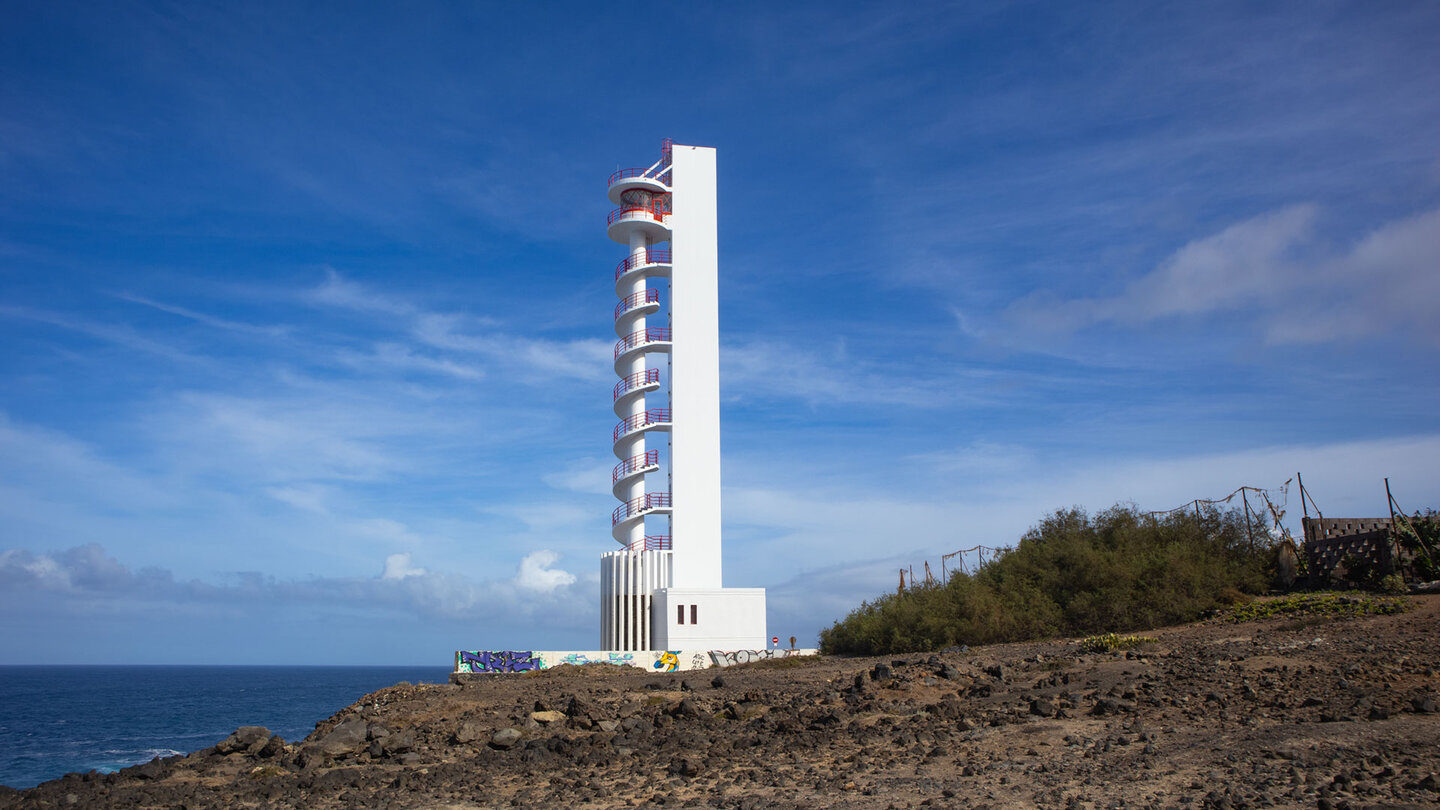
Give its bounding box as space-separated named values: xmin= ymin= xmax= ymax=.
xmin=690 ymin=604 xmax=698 ymax=625
xmin=677 ymin=605 xmax=685 ymax=625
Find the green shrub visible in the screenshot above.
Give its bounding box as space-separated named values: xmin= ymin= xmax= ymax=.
xmin=1394 ymin=511 xmax=1439 ymax=581
xmin=1078 ymin=633 xmax=1156 ymax=654
xmin=820 ymin=503 xmax=1272 ymax=655
xmin=1217 ymin=587 xmax=1251 ymax=605
xmin=1377 ymin=574 xmax=1407 ymax=595
xmin=1221 ymin=592 xmax=1411 ymax=623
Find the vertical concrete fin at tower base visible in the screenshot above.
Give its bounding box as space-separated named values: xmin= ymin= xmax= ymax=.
xmin=667 ymin=145 xmax=724 ymax=590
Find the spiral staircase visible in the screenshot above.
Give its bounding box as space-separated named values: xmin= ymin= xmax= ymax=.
xmin=607 ymin=140 xmax=674 ymax=553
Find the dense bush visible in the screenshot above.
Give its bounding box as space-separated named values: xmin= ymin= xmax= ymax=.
xmin=819 ymin=504 xmax=1271 ymax=655
xmin=1395 ymin=510 xmax=1439 ymax=582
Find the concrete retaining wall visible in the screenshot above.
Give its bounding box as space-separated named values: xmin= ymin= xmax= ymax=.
xmin=1302 ymin=517 xmax=1399 ymax=586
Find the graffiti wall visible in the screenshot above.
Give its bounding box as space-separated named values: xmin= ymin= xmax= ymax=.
xmin=708 ymin=648 xmax=802 ymax=668
xmin=456 ymin=650 xmax=540 ymax=673
xmin=556 ymin=652 xmax=637 ymax=668
xmin=453 ymin=648 xmax=817 ymax=674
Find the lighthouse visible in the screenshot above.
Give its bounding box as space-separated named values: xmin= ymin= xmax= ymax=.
xmin=600 ymin=140 xmax=766 ymax=652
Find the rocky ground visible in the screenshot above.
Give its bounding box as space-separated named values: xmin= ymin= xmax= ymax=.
xmin=3 ymin=595 xmax=1438 ymax=809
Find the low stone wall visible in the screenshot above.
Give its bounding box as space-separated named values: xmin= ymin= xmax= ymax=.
xmin=451 ymin=648 xmax=818 ymax=676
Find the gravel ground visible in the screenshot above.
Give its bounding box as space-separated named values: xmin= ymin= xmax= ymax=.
xmin=4 ymin=595 xmax=1437 ymax=809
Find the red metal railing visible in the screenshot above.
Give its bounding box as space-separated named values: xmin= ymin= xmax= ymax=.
xmin=621 ymin=534 xmax=672 ymax=552
xmin=612 ymin=409 xmax=672 ymax=443
xmin=614 ymin=288 xmax=660 ymax=320
xmin=607 ymin=202 xmax=670 ymax=227
xmin=608 ymin=140 xmax=674 ymax=187
xmin=614 ymin=327 xmax=671 ymax=359
xmin=614 ymin=368 xmax=660 ymax=401
xmin=608 ymin=167 xmax=657 ymax=185
xmin=614 ymin=248 xmax=672 ymax=281
xmin=613 ymin=450 xmax=659 ymax=484
xmin=612 ymin=492 xmax=673 ymax=525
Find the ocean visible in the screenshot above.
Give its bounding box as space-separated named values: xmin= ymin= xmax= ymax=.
xmin=0 ymin=665 xmax=451 ymax=790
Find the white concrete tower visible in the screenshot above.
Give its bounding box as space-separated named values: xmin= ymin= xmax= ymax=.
xmin=600 ymin=140 xmax=765 ymax=652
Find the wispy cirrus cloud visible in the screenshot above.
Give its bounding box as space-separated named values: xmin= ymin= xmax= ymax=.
xmin=722 ymin=338 xmax=979 ymax=409
xmin=333 ymin=341 xmax=486 ymax=381
xmin=306 ymin=268 xmax=419 ymax=317
xmin=114 ymin=292 xmax=294 ymax=338
xmin=300 ymin=270 xmax=609 ymax=384
xmin=411 ymin=313 xmax=611 ymax=384
xmin=1000 ymin=206 xmax=1440 ymax=349
xmin=153 ymin=391 xmax=406 ymax=484
xmin=0 ymin=304 xmax=201 ymax=363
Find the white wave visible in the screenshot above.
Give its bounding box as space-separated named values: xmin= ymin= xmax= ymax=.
xmin=86 ymin=748 xmax=186 ymax=774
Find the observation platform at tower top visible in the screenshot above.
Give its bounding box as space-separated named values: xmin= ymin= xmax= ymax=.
xmin=607 ymin=172 xmax=669 ymax=204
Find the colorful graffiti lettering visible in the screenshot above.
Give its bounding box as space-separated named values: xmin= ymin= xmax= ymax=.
xmin=708 ymin=649 xmax=800 ymax=668
xmin=653 ymin=651 xmax=681 ymax=672
xmin=457 ymin=650 xmax=540 ymax=673
xmin=558 ymin=652 xmax=636 ymax=667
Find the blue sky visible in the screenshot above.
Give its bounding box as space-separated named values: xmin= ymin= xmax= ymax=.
xmin=1 ymin=1 xmax=1437 ymax=664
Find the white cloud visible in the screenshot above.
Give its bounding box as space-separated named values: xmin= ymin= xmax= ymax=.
xmin=1111 ymin=205 xmax=1317 ymax=323
xmin=156 ymin=391 xmax=403 ymax=483
xmin=722 ymin=339 xmax=986 ymax=409
xmin=380 ymin=552 xmax=426 ymax=580
xmin=515 ymin=549 xmax=576 ymax=592
xmin=909 ymin=440 xmax=1038 ymax=479
xmin=412 ymin=313 xmax=610 ymax=383
xmin=348 ymin=518 xmax=425 ymax=547
xmin=541 ymin=457 xmax=613 ymax=496
xmin=114 ymin=293 xmax=292 ymax=338
xmin=1271 ymin=207 xmax=1440 ymax=345
xmin=0 ymin=544 xmax=589 ymax=623
xmin=0 ymin=304 xmax=199 ymax=363
xmin=1002 ymin=205 xmax=1440 ymax=347
xmin=334 ymin=342 xmax=485 ymax=381
xmin=263 ymin=484 xmax=331 ymax=514
xmin=0 ymin=549 xmax=69 ymax=589
xmin=307 ymin=268 xmax=415 ymax=316
xmin=301 ymin=272 xmax=608 ymax=384
xmin=0 ymin=412 xmax=177 ymax=513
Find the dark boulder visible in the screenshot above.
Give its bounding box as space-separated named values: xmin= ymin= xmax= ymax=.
xmin=313 ymin=716 xmax=369 ymax=757
xmin=1090 ymin=698 xmax=1134 ymax=717
xmin=451 ymin=720 xmax=487 ymax=745
xmin=490 ymin=728 xmax=523 ymax=750
xmin=382 ymin=729 xmax=415 ymax=754
xmin=216 ymin=725 xmax=272 ymax=756
xmin=257 ymin=734 xmax=286 ymax=759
